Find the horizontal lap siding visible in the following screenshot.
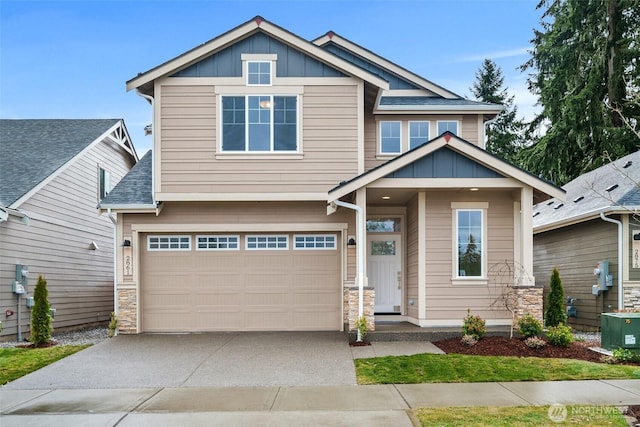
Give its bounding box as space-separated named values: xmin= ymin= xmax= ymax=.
xmin=424 ymin=191 xmax=515 ymax=321
xmin=533 ymin=220 xmax=618 ymax=329
xmin=406 ymin=194 xmax=419 ymax=319
xmin=0 ymin=141 xmax=134 ymax=337
xmin=159 ymin=84 xmax=359 ymax=195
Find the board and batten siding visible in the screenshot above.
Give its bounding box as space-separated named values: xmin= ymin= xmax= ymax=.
xmin=158 ymin=83 xmax=359 ymax=196
xmin=0 ymin=140 xmax=134 ymax=338
xmin=533 ymin=219 xmax=618 ymax=329
xmin=423 ymin=191 xmax=515 ymax=322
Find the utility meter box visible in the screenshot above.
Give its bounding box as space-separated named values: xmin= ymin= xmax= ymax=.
xmin=601 ymin=313 xmax=640 ymax=351
xmin=25 ymin=297 xmax=35 ymax=309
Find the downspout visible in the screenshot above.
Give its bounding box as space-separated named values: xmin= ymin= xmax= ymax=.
xmin=108 ymin=209 xmax=118 ymax=335
xmin=332 ymin=200 xmax=365 ymax=342
xmin=136 ymin=89 xmax=155 ymax=198
xmin=600 ymin=211 xmax=623 ymax=310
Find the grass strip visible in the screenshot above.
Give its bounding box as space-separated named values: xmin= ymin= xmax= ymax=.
xmin=355 ymin=353 xmax=640 ymax=384
xmin=413 ymin=405 xmax=629 ymax=427
xmin=0 ymin=345 xmax=90 ymax=385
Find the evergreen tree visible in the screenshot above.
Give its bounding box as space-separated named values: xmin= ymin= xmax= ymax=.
xmin=544 ymin=268 xmax=567 ymax=327
xmin=470 ymin=59 xmax=525 ymax=163
xmin=30 ymin=275 xmax=53 ymax=346
xmin=519 ymin=0 xmax=640 ymax=185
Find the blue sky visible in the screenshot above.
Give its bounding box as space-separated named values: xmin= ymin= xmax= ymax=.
xmin=1 ymin=0 xmax=542 ymax=154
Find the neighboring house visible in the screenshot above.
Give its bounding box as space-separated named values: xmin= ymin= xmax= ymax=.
xmin=0 ymin=119 xmax=138 ymax=339
xmin=101 ymin=17 xmax=564 ymax=334
xmin=533 ymin=150 xmax=640 ymax=330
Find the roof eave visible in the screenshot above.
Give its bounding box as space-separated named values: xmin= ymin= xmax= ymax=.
xmin=533 ymin=205 xmax=640 ymax=234
xmin=375 ymin=105 xmax=504 ymax=113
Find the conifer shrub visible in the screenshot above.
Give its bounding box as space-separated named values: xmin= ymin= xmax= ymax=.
xmin=544 ymin=268 xmax=567 ymax=327
xmin=30 ymin=275 xmax=53 ymax=346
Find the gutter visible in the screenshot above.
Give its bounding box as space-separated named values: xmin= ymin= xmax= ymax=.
xmin=331 ymin=200 xmax=365 ymax=342
xmin=534 ymin=205 xmax=640 ymax=234
xmin=0 ymin=207 xmax=31 ymax=225
xmin=600 ymin=211 xmax=624 ymax=310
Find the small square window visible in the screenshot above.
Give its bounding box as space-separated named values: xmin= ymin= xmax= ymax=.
xmin=247 ymin=61 xmax=271 ymax=85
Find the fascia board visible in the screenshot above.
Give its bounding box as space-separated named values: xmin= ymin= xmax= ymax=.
xmin=10 ymin=121 xmax=123 ymax=209
xmin=374 ymin=105 xmax=504 ymax=113
xmin=533 ymin=205 xmax=640 ymax=234
xmin=127 ymin=18 xmax=390 ymax=92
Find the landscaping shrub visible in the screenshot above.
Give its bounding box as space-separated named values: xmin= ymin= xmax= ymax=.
xmin=30 ymin=275 xmax=53 ymax=346
xmin=462 ymin=310 xmax=486 ymax=339
xmin=544 ymin=267 xmax=567 ymax=327
xmin=517 ymin=314 xmax=543 ymax=338
xmin=612 ymin=348 xmax=640 ymax=363
xmin=461 ymin=334 xmax=478 ymax=346
xmin=524 ymin=337 xmax=546 ymax=349
xmin=546 ymin=325 xmax=573 ymax=347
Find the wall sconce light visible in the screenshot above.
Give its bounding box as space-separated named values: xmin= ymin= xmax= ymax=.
xmin=347 ymin=237 xmax=357 ymax=247
xmin=89 ymin=241 xmax=99 ymax=250
xmin=122 ymin=239 xmax=131 ymax=247
xmin=634 ymin=232 xmax=640 ymax=241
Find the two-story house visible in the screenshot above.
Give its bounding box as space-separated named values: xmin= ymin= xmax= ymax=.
xmin=101 ymin=17 xmax=564 ymax=334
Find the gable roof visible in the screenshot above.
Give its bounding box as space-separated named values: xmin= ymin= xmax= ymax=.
xmin=329 ymin=132 xmax=565 ymax=204
xmin=0 ymin=119 xmax=137 ymax=208
xmin=99 ymin=150 xmax=154 ymax=209
xmin=127 ymin=16 xmax=389 ymax=95
xmin=533 ymin=150 xmax=640 ymax=233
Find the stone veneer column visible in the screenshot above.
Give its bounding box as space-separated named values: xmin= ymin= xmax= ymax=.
xmin=512 ymin=285 xmax=544 ymax=324
xmin=117 ymin=288 xmax=137 ymax=334
xmin=344 ymin=286 xmax=375 ymax=331
xmin=623 ymin=285 xmax=640 ymax=311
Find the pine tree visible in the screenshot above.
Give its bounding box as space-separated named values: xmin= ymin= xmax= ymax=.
xmin=544 ymin=268 xmax=566 ymax=327
xmin=470 ymin=59 xmax=525 ymax=163
xmin=30 ymin=275 xmax=53 ymax=346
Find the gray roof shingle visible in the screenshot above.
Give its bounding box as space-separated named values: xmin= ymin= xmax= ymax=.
xmin=0 ymin=119 xmax=120 ymax=207
xmin=533 ymin=150 xmax=640 ymax=229
xmin=99 ymin=150 xmax=153 ymax=207
xmin=379 ymin=96 xmax=500 ymax=107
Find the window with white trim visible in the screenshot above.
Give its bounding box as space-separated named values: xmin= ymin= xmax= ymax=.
xmin=221 ymin=95 xmax=297 ymax=152
xmin=294 ymin=235 xmax=337 ymax=250
xmin=437 ymin=120 xmax=459 ymax=136
xmin=246 ymin=235 xmax=289 ymax=250
xmin=247 ymin=61 xmax=271 ymax=85
xmin=148 ymin=235 xmax=191 ymax=251
xmin=409 ymin=121 xmax=430 ymax=150
xmin=379 ymin=121 xmax=401 ymax=154
xmin=455 ymin=209 xmax=484 ymax=277
xmin=196 ymin=235 xmax=239 ymax=250
xmin=98 ymin=167 xmax=111 ymax=200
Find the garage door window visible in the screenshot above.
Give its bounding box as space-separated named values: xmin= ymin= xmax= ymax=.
xmin=196 ymin=235 xmax=239 ymax=250
xmin=148 ymin=235 xmax=191 ymax=251
xmin=294 ymin=235 xmax=337 ymax=250
xmin=246 ymin=235 xmax=288 ymax=250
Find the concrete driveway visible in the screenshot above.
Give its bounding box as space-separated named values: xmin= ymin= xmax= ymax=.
xmin=4 ymin=332 xmax=359 ymax=389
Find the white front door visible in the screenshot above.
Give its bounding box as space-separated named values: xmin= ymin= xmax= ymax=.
xmin=367 ymin=234 xmax=402 ymax=313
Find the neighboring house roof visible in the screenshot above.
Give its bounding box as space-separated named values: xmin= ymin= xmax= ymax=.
xmin=533 ymin=150 xmax=640 ymax=233
xmin=99 ymin=150 xmax=154 ymax=209
xmin=0 ymin=119 xmax=136 ymax=209
xmin=329 ymin=132 xmax=565 ymax=204
xmin=127 ymin=16 xmax=389 ymax=95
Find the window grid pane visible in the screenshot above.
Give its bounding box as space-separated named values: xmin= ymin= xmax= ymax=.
xmin=246 ymin=235 xmax=289 ymax=250
xmin=438 ymin=121 xmax=458 ymax=136
xmin=294 ymin=235 xmax=337 ymax=250
xmin=409 ymin=121 xmax=430 ymax=150
xmin=380 ymin=121 xmax=401 ymax=154
xmin=148 ymin=236 xmax=191 ymax=251
xmin=248 ymin=61 xmax=271 ymax=85
xmin=196 ymin=235 xmax=239 ymax=250
xmin=457 ymin=210 xmax=482 ymax=277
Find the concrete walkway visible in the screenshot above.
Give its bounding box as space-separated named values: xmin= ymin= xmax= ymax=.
xmin=1 ymin=380 xmax=639 ymax=426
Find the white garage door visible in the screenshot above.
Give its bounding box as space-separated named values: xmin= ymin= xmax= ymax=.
xmin=140 ymin=233 xmax=341 ymax=332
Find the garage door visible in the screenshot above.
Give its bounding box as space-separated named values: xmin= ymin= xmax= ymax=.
xmin=140 ymin=233 xmax=341 ymax=332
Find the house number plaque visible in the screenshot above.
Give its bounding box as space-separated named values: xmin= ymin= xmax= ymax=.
xmin=123 ymin=246 xmax=133 ymax=277
xmin=633 ymin=229 xmax=640 ymax=269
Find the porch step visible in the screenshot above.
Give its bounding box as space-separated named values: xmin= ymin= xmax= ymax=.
xmin=346 ymin=322 xmax=512 ymax=342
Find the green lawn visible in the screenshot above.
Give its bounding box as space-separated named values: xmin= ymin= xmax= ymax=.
xmin=355 ymin=353 xmax=640 ymax=384
xmin=0 ymin=345 xmax=90 ymax=385
xmin=413 ymin=405 xmax=629 ymax=426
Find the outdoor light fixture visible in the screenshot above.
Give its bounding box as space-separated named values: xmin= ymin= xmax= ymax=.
xmin=469 ymin=188 xmax=479 ymax=191
xmin=347 ymin=237 xmax=357 ymax=246
xmin=122 ymin=239 xmax=131 ymax=247
xmin=381 ymin=196 xmax=391 ymax=200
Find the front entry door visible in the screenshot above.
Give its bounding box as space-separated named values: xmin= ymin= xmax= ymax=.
xmin=367 ymin=234 xmax=402 ymax=313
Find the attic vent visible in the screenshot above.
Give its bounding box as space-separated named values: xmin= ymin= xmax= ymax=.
xmin=623 ymin=160 xmax=633 ymax=169
xmin=547 ymin=200 xmax=555 ymax=206
xmin=573 ymin=196 xmax=584 ymax=203
xmin=533 ymin=211 xmax=540 ymax=217
xmin=554 ymin=203 xmax=564 ymax=210
xmin=605 ymin=184 xmax=618 ymax=192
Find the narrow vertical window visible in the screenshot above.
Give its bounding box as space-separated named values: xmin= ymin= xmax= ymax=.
xmin=99 ymin=167 xmax=111 ymax=200
xmin=456 ymin=209 xmax=483 ymax=277
xmin=409 ymin=121 xmax=430 ymax=150
xmin=380 ymin=121 xmax=401 ymax=154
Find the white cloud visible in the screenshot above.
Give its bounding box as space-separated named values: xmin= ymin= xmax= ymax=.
xmin=454 ymin=47 xmax=531 ymax=63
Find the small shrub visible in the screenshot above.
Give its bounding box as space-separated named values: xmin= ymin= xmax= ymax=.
xmin=108 ymin=312 xmax=118 ymax=338
xmin=546 ymin=325 xmax=573 ymax=347
xmin=612 ymin=348 xmax=640 ymax=363
xmin=30 ymin=275 xmax=53 ymax=346
xmin=524 ymin=337 xmax=546 ymax=349
xmin=517 ymin=314 xmax=542 ymax=338
xmin=356 ymin=316 xmax=368 ymax=342
xmin=461 ymin=334 xmax=478 ymax=346
xmin=462 ymin=310 xmax=486 ymax=339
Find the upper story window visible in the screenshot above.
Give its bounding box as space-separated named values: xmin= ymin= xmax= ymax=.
xmin=438 ymin=120 xmax=459 ymax=136
xmin=221 ymin=95 xmax=298 ymax=152
xmin=380 ymin=121 xmax=401 ymax=154
xmin=409 ymin=121 xmax=430 ymax=150
xmin=247 ymin=61 xmax=271 ymax=85
xmin=98 ymin=167 xmax=111 ymax=200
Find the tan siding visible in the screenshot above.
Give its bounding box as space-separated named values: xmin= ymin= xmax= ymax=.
xmin=0 ymin=140 xmax=134 ymax=338
xmin=461 ymin=114 xmax=480 ymax=144
xmin=533 ymin=219 xmax=618 ymax=329
xmin=406 ymin=194 xmax=419 ymax=319
xmin=158 ymin=83 xmax=359 ymax=196
xmin=424 ymin=191 xmax=515 ymax=321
